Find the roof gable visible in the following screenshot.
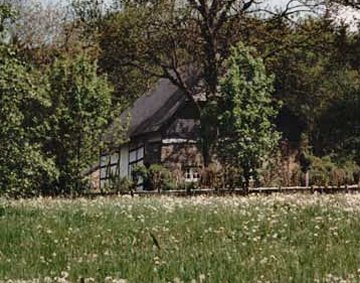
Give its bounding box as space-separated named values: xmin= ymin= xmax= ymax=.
xmin=105 ymin=77 xmax=188 ymax=144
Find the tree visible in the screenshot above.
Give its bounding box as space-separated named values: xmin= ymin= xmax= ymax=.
xmin=266 ymin=17 xmax=360 ymax=166
xmin=268 ymin=18 xmax=343 ymax=140
xmin=45 ymin=55 xmax=112 ymax=194
xmin=217 ymin=42 xmax=280 ymax=192
xmin=0 ymin=4 xmax=59 ymax=196
xmin=0 ymin=49 xmax=58 ymax=196
xmin=91 ymin=0 xmax=319 ymax=167
xmin=316 ymin=69 xmax=360 ymax=164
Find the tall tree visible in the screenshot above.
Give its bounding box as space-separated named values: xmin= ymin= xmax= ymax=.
xmin=45 ymin=55 xmax=112 ymax=194
xmin=267 ymin=17 xmax=360 ymax=157
xmin=0 ymin=10 xmax=58 ymax=195
xmin=217 ymin=43 xmax=280 ymax=192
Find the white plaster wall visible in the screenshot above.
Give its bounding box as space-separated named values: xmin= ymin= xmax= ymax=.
xmin=119 ymin=143 xmax=129 ymax=178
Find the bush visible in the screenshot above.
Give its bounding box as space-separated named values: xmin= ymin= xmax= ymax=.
xmin=113 ymin=177 xmax=134 ymax=193
xmin=309 ymin=155 xmax=333 ymax=186
xmin=1 ymin=144 xmax=59 ymax=198
xmin=45 ymin=55 xmax=112 ymax=195
xmin=306 ymin=155 xmax=360 ymax=187
xmin=0 ymin=54 xmax=58 ymax=197
xmin=199 ymin=163 xmax=223 ymax=189
xmin=148 ymin=164 xmax=172 ymax=192
xmin=132 ymin=164 xmax=174 ymax=191
xmin=342 ymin=161 xmax=360 ymax=185
xmin=223 ymin=166 xmax=243 ymax=190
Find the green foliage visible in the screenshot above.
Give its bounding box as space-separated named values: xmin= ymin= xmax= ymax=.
xmin=97 ymin=7 xmax=160 ymax=110
xmin=108 ymin=176 xmax=134 ymax=193
xmin=308 ymin=155 xmax=334 ymax=186
xmin=131 ymin=164 xmax=148 ymax=185
xmin=316 ymin=69 xmax=360 ymax=164
xmin=257 ymin=149 xmax=285 ymax=187
xmin=268 ymin=19 xmax=360 ymax=166
xmin=340 ymin=161 xmax=360 ymax=185
xmin=266 ymin=19 xmax=337 ymax=135
xmin=45 ymin=55 xmax=112 ymax=194
xmin=148 ymin=164 xmax=173 ymax=191
xmin=199 ymin=163 xmax=223 ymax=189
xmin=94 ymin=0 xmax=286 ymax=166
xmin=0 ymin=53 xmax=58 ymax=196
xmin=302 ymin=154 xmax=360 ymax=186
xmin=218 ymin=42 xmax=280 ymax=191
xmin=78 ymin=1 xmax=360 ymax=170
xmin=223 ymin=166 xmax=243 ymax=190
xmin=132 ymin=164 xmax=173 ymax=191
xmin=1 ymin=2 xmax=360 ymax=194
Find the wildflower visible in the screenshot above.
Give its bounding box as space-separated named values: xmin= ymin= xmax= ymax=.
xmin=60 ymin=271 xmax=69 ymax=279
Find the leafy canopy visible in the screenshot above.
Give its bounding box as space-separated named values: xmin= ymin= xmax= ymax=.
xmin=45 ymin=55 xmax=112 ymax=194
xmin=0 ymin=52 xmax=58 ymax=196
xmin=218 ymin=42 xmax=280 ymax=190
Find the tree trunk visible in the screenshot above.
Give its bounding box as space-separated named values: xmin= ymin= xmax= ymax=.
xmin=75 ymin=132 xmax=82 ymax=196
xmin=243 ymin=167 xmax=251 ymax=195
xmin=199 ymin=108 xmax=218 ymax=168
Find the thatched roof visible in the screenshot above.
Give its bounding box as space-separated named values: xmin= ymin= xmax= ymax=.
xmin=104 ymin=77 xmax=192 ymax=145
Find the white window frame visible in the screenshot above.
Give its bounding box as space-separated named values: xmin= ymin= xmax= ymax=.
xmin=128 ymin=145 xmax=145 ymax=190
xmin=99 ymin=150 xmax=120 ymax=190
xmin=184 ymin=167 xmax=200 ymax=183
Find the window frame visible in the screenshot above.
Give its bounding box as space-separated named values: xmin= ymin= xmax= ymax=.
xmin=128 ymin=145 xmax=145 ymax=189
xmin=99 ymin=150 xmax=121 ymax=190
xmin=184 ymin=166 xmax=200 ymax=183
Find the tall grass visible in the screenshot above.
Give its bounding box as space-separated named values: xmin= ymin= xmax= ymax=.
xmin=1 ymin=195 xmax=360 ymax=282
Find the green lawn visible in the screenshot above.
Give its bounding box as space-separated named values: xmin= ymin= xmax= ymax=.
xmin=1 ymin=194 xmax=360 ymax=282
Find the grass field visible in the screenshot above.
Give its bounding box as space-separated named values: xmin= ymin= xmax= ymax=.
xmin=2 ymin=194 xmax=360 ymax=283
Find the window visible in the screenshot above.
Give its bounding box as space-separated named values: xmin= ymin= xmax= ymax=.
xmin=128 ymin=146 xmax=145 ymax=189
xmin=184 ymin=167 xmax=200 ymax=182
xmin=99 ymin=151 xmax=120 ymax=189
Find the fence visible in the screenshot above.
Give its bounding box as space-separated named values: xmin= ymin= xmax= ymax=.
xmin=85 ymin=184 xmax=360 ymax=197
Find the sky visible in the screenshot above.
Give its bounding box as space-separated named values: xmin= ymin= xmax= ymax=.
xmin=44 ymin=0 xmax=297 ymax=8
xmin=42 ymin=0 xmax=360 ymax=28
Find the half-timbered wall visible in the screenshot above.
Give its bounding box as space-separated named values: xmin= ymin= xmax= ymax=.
xmin=99 ymin=151 xmax=121 ymax=189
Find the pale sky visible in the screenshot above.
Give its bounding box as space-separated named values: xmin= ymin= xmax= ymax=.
xmin=44 ymin=0 xmax=295 ymax=8
xmin=42 ymin=0 xmax=360 ymax=28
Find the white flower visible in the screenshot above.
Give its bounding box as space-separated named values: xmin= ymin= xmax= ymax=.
xmin=199 ymin=274 xmax=206 ymax=282
xmin=60 ymin=272 xmax=69 ymax=279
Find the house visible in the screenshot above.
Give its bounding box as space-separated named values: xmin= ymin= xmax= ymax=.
xmin=98 ymin=77 xmax=203 ymax=190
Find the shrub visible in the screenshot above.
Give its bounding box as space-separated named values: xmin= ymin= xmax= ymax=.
xmin=306 ymin=155 xmax=359 ymax=187
xmin=148 ymin=164 xmax=172 ymax=192
xmin=342 ymin=161 xmax=360 ymax=185
xmin=223 ymin=166 xmax=243 ymax=190
xmin=0 ymin=53 xmax=58 ymax=197
xmin=199 ymin=163 xmax=223 ymax=189
xmin=308 ymin=155 xmax=333 ymax=186
xmin=132 ymin=164 xmax=174 ymax=191
xmin=115 ymin=177 xmax=134 ymax=193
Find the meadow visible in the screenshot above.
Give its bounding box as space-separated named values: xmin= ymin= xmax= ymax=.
xmin=2 ymin=194 xmax=360 ymax=283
